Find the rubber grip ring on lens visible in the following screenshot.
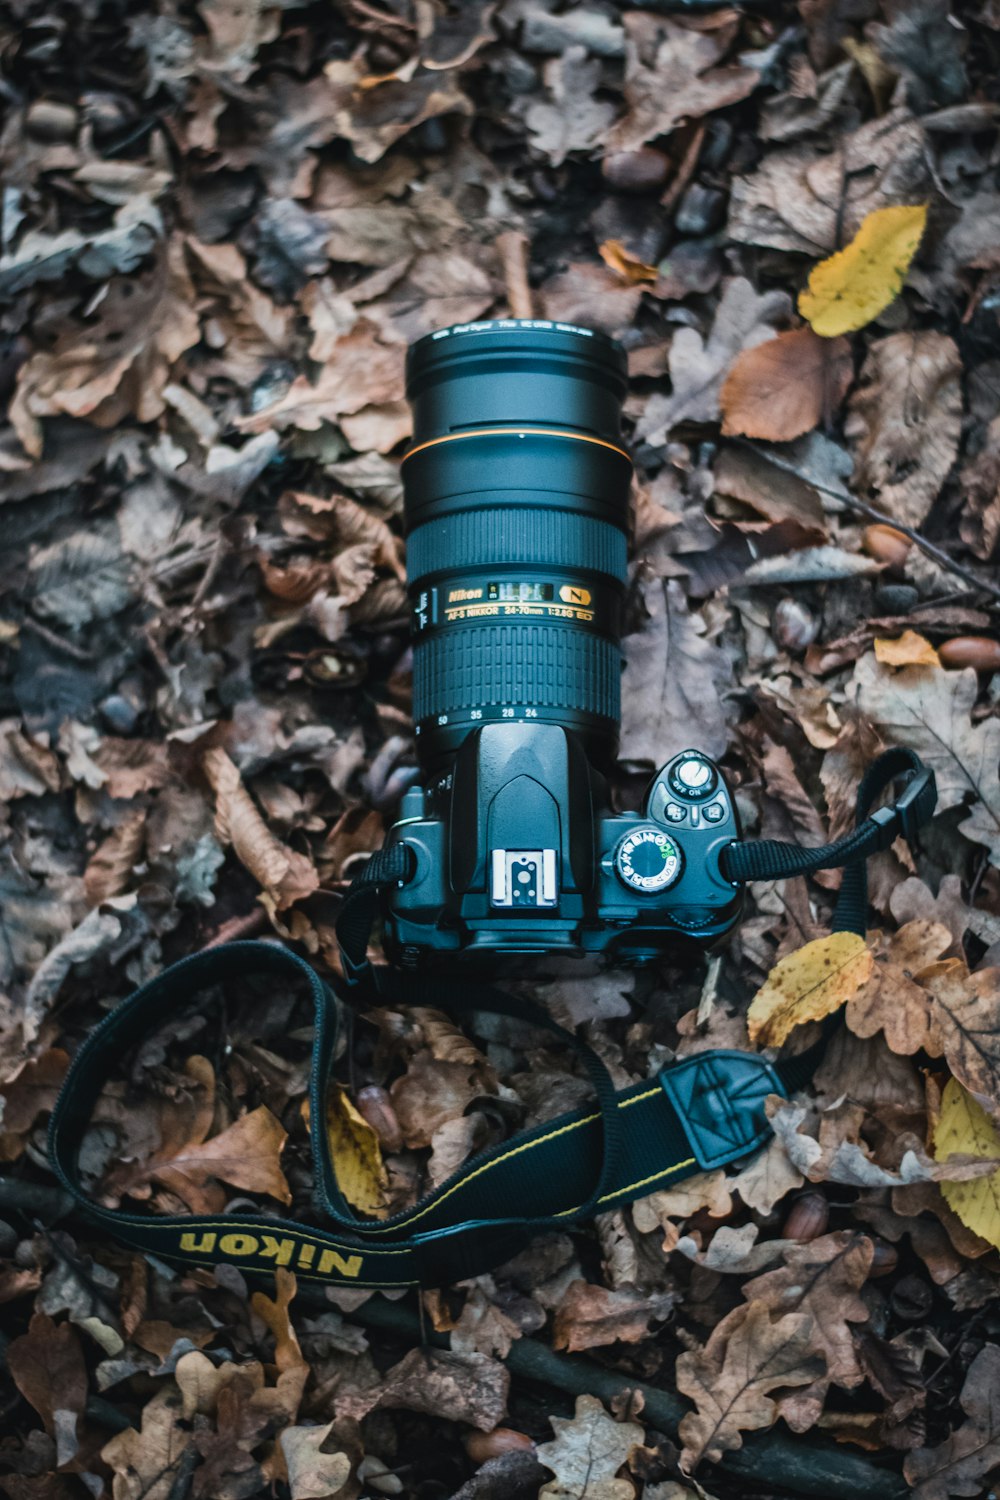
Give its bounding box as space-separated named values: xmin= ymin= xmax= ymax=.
xmin=406 ymin=511 xmax=627 ymax=583
xmin=413 ymin=625 xmax=621 ymax=723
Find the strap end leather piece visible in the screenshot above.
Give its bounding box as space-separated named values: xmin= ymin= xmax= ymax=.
xmin=658 ymin=1050 xmax=786 ymax=1172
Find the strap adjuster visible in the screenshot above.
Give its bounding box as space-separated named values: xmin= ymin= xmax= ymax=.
xmin=659 ymin=1050 xmax=785 ymax=1171
xmin=411 ymin=1219 xmax=533 ymax=1286
xmin=868 ymin=767 xmax=937 ymax=853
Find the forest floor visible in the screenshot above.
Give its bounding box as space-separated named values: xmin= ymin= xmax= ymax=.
xmin=3 ymin=1 xmax=1000 ymax=1498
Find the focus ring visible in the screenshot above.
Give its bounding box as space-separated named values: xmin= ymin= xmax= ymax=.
xmin=407 ymin=511 xmax=627 ymax=582
xmin=414 ymin=626 xmax=620 ymax=722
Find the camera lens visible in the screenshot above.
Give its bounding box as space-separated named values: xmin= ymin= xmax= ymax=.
xmin=403 ymin=319 xmax=631 ymax=766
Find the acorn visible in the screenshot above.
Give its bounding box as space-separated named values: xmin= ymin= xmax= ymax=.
xmin=938 ymin=636 xmax=1000 ymax=672
xmin=867 ymin=1237 xmax=899 ymax=1278
xmin=355 ymin=1086 xmax=404 ymax=1153
xmin=773 ymin=597 xmax=818 ymax=653
xmin=781 ymin=1192 xmax=829 ymax=1242
xmin=464 ymin=1429 xmax=536 ymax=1464
xmin=602 ymin=147 xmax=671 ymax=193
xmin=862 ymin=524 xmax=912 ymax=570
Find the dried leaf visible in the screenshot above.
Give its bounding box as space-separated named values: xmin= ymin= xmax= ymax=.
xmin=720 ymin=329 xmax=853 ymax=441
xmin=747 ymin=932 xmax=874 ymax=1046
xmin=552 ymin=1280 xmax=676 ymax=1353
xmin=537 ymin=1393 xmax=644 ymax=1500
xmin=325 ymin=1084 xmax=388 ymax=1217
xmin=7 ymin=1313 xmax=87 ymax=1460
xmin=904 ymin=1344 xmax=1000 ymax=1499
xmin=676 ymin=1302 xmax=824 ymax=1467
xmin=279 ymin=1423 xmax=351 ymax=1500
xmin=935 ymin=1079 xmax=1000 ymax=1250
xmin=874 ymin=631 xmax=941 ymax=668
xmin=203 ymin=747 xmax=319 ymax=910
xmin=845 ymin=331 xmax=963 ymax=528
xmin=798 ymin=204 xmax=927 ymax=336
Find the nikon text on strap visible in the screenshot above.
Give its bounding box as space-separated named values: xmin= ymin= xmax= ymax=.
xmin=49 ymin=750 xmax=935 ymax=1290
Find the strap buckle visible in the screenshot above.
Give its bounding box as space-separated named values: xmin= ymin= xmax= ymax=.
xmin=659 ymin=1050 xmax=785 ymax=1171
xmin=411 ymin=1219 xmax=533 ymax=1286
xmin=868 ymin=767 xmax=937 ymax=853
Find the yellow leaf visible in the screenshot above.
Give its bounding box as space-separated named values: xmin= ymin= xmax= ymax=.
xmin=874 ymin=630 xmax=941 ymax=668
xmin=599 ymin=239 xmax=658 ymax=285
xmin=325 ymin=1085 xmax=388 ymax=1217
xmin=798 ymin=204 xmax=928 ymax=338
xmin=747 ymin=932 xmax=874 ymax=1047
xmin=935 ymin=1078 xmax=1000 ymax=1250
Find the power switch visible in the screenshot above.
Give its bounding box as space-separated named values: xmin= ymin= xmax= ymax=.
xmin=668 ymin=753 xmax=718 ymax=802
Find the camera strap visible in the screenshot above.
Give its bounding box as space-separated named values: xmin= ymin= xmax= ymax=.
xmin=48 ymin=750 xmax=935 ymax=1291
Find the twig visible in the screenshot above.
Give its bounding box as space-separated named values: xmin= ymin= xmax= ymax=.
xmin=201 ymin=907 xmax=269 ymax=949
xmin=738 ymin=440 xmax=1000 ymax=609
xmin=22 ymin=616 xmax=94 ymax=663
xmin=0 ymin=1176 xmax=74 ymax=1222
xmin=497 ymin=231 xmax=533 ymax=320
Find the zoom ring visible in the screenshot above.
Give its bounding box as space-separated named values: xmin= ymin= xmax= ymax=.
xmin=414 ymin=625 xmax=620 ymax=722
xmin=407 ymin=509 xmax=627 ymax=582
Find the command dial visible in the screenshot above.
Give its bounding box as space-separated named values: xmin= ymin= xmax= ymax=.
xmin=614 ymin=826 xmax=683 ymax=895
xmin=668 ymin=753 xmax=718 ymax=801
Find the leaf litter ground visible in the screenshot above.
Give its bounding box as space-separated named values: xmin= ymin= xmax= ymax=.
xmin=3 ymin=2 xmax=1000 ymax=1498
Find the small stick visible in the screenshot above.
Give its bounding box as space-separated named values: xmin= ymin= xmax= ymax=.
xmin=201 ymin=907 xmax=269 ymax=949
xmin=740 ymin=441 xmax=1000 ymax=610
xmin=22 ymin=616 xmax=94 ymax=663
xmin=497 ymin=231 xmax=533 ymax=320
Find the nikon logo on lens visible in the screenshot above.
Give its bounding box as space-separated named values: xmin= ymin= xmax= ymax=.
xmin=402 ymin=319 xmax=632 ymax=767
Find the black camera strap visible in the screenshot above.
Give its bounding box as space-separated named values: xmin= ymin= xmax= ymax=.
xmin=48 ymin=751 xmax=935 ymax=1290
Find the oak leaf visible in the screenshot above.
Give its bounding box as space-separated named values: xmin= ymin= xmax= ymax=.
xmin=101 ymin=1388 xmax=193 ymax=1500
xmin=7 ymin=1313 xmax=87 ymax=1466
xmin=798 ymin=203 xmax=927 ymax=336
xmin=845 ymin=920 xmax=953 ymax=1057
xmin=536 ymin=1393 xmax=644 ymax=1500
xmin=851 ymin=655 xmax=1000 ymax=863
xmin=747 ymin=932 xmax=874 ymax=1046
xmin=676 ymin=1301 xmax=824 ymax=1467
xmin=279 ymin=1422 xmax=351 ymax=1500
xmin=934 ymin=1079 xmax=1000 ymax=1250
xmin=845 ymin=331 xmax=962 ymax=528
xmin=636 ymin=277 xmax=791 ymax=445
xmin=720 ymin=328 xmax=853 ymax=441
xmin=743 ymin=1231 xmax=873 ymax=1395
xmin=552 ymin=1279 xmax=677 ymax=1353
xmin=335 ymin=1347 xmax=509 ymax=1432
xmin=904 ymin=1344 xmax=1000 ymax=1499
xmin=152 ymin=1104 xmax=292 ymax=1211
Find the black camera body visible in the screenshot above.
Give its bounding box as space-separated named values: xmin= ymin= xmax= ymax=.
xmin=381 ymin=318 xmax=742 ymax=970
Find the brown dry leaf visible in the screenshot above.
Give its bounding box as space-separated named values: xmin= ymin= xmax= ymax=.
xmin=537 ymin=261 xmax=644 ymax=337
xmin=619 ymin=577 xmax=731 ymax=769
xmin=729 ymin=109 xmax=930 ymax=257
xmin=552 ymin=1279 xmax=676 ymax=1353
xmin=851 ymin=655 xmax=1000 ymax=864
xmin=279 ymin=1422 xmax=351 ymax=1500
xmin=606 ymin=13 xmax=759 ymax=155
xmin=203 ymin=746 xmax=319 ymax=910
xmin=518 ymin=46 xmax=619 ymax=165
xmin=732 ymin=1136 xmax=805 ymax=1215
xmin=921 ymin=962 xmax=1000 ymax=1114
xmin=904 ymin=1344 xmax=1000 ymax=1499
xmin=747 ymin=932 xmax=874 ymax=1047
xmin=152 ymin=1105 xmax=291 ymax=1210
xmin=846 ymin=920 xmax=954 ymax=1057
xmin=335 ymin=1347 xmax=509 ymax=1432
xmin=239 ymin=322 xmax=405 ymax=437
xmin=7 ymin=1313 xmax=88 ymax=1464
xmin=536 ymin=1393 xmax=644 ymax=1500
xmin=11 ymin=243 xmax=200 ymax=458
xmin=324 ymin=58 xmax=473 ymax=164
xmin=101 ymin=1388 xmax=192 ymax=1500
xmin=0 ymin=722 xmax=62 ymax=801
xmin=874 ymin=631 xmax=941 ymax=668
xmin=389 ymin=1051 xmax=489 ymax=1150
xmin=845 ymin=331 xmax=963 ymax=529
xmin=636 ymin=277 xmax=792 ymax=445
xmin=743 ymin=1232 xmax=873 ymax=1398
xmin=186 ymin=237 xmax=292 ymax=387
xmin=83 ymin=810 xmax=147 ymax=905
xmin=676 ymin=1301 xmax=824 ymax=1468
xmin=720 ymin=328 xmax=853 ymax=442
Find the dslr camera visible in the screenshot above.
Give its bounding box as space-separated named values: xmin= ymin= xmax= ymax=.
xmin=382 ymin=319 xmax=742 ymax=968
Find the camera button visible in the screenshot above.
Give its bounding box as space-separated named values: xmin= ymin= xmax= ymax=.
xmin=704 ymin=803 xmax=725 ymax=824
xmin=668 ymin=753 xmax=718 ymax=801
xmin=664 ymin=802 xmax=686 ymax=823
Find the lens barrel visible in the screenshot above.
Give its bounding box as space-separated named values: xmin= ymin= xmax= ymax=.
xmin=403 ymin=319 xmax=631 ymax=766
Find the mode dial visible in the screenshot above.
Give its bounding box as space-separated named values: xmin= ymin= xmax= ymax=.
xmin=614 ymin=826 xmax=683 ymax=895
